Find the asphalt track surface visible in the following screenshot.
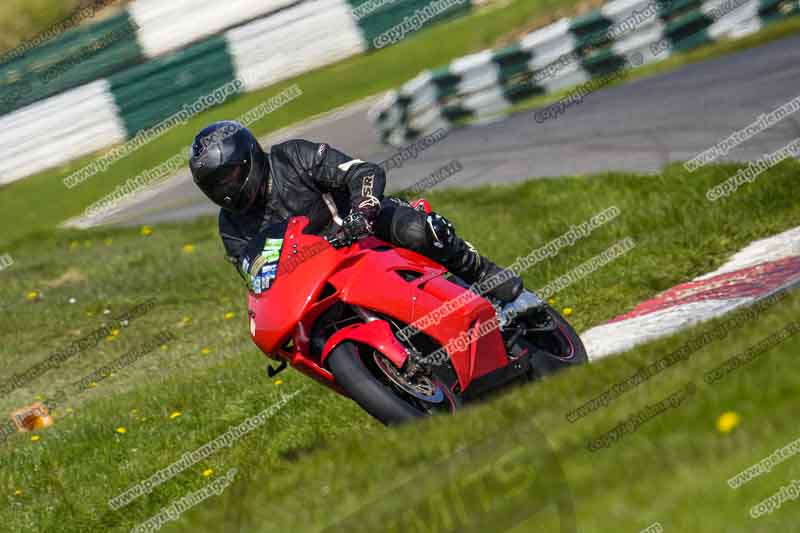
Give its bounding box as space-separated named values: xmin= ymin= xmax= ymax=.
xmin=79 ymin=33 xmax=800 ymax=227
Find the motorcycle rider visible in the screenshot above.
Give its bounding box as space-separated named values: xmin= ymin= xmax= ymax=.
xmin=188 ymin=121 xmax=524 ymax=303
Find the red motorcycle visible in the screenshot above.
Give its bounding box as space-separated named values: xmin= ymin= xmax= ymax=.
xmin=248 ymin=201 xmax=587 ymax=425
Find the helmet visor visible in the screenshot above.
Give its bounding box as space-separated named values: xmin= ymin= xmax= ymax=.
xmin=201 ymin=160 xmax=253 ymax=212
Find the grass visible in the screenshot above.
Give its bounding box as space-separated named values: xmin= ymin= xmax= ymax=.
xmin=0 ymin=0 xmax=128 ymax=56
xmin=0 ymin=160 xmax=798 ymax=531
xmin=193 ymin=290 xmax=800 ymax=533
xmin=0 ymin=0 xmax=83 ymax=55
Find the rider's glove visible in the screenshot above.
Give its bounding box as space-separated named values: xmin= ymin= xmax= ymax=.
xmin=329 ymin=210 xmax=374 ymax=249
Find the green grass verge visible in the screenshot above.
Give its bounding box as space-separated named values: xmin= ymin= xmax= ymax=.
xmin=0 ymin=0 xmax=84 ymax=54
xmin=193 ymin=288 xmax=800 ymax=533
xmin=0 ymin=0 xmax=581 ymax=248
xmin=0 ymin=1 xmax=135 ymax=56
xmin=0 ymin=161 xmax=798 ymax=531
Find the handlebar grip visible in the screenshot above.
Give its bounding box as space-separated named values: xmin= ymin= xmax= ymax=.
xmin=326 ymin=233 xmax=352 ymax=248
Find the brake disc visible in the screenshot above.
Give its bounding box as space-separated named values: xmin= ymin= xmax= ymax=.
xmin=372 ymin=352 xmax=445 ymax=403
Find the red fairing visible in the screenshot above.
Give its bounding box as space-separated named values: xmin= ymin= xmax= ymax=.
xmin=409 ymin=198 xmax=432 ymax=214
xmin=248 ymin=217 xmax=347 ymax=355
xmin=247 ymin=213 xmax=509 ymax=395
xmin=321 ymin=321 xmax=409 ymax=368
xmin=397 ymin=275 xmax=507 ymax=389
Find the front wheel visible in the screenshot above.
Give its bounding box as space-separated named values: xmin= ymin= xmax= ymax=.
xmin=327 ymin=342 xmax=456 ymax=425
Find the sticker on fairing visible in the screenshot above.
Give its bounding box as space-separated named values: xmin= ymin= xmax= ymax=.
xmin=248 ymin=237 xmax=285 ymax=294
xmin=262 ymin=239 xmax=284 ymax=263
xmin=261 ymin=264 xmax=278 ymax=284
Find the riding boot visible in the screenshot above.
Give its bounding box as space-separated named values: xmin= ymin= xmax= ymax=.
xmin=418 ymin=213 xmax=522 ymax=303
xmin=440 ymin=237 xmax=524 ymax=303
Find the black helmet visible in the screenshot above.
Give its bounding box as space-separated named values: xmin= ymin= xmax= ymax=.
xmin=189 ymin=121 xmax=269 ymax=213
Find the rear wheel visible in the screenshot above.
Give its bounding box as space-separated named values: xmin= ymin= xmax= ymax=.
xmin=515 ymin=305 xmax=588 ymax=378
xmin=327 ymin=342 xmax=456 ymax=425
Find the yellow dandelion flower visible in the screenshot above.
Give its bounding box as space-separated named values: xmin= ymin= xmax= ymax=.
xmin=26 ymin=291 xmax=39 ymax=301
xmin=111 ymin=329 xmax=120 ymax=337
xmin=562 ymin=307 xmax=573 ymax=317
xmin=716 ymin=411 xmax=740 ymax=434
xmin=201 ymin=347 xmax=211 ymax=355
xmin=115 ymin=427 xmax=126 ymax=434
xmin=14 ymin=489 xmax=22 ymax=497
xmin=182 ymin=244 xmax=195 ymax=253
xmin=169 ymin=411 xmax=182 ymax=420
xmin=548 ymin=298 xmax=556 ymax=305
xmin=274 ymin=379 xmax=284 ymax=386
xmin=140 ymin=226 xmax=153 ymax=236
xmin=224 ymin=312 xmax=235 ymax=320
xmin=202 ymin=469 xmax=214 ymax=477
xmin=160 ymin=345 xmax=168 ymax=351
xmin=30 ymin=435 xmax=40 ymax=442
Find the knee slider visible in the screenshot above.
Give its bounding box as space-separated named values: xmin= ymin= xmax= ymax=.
xmin=391 ymin=206 xmax=428 ymax=251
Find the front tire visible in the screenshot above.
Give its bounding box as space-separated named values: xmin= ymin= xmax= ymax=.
xmin=327 ymin=342 xmax=424 ymax=425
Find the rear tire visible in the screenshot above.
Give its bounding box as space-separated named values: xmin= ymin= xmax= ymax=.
xmin=327 ymin=342 xmax=424 ymax=425
xmin=526 ymin=306 xmax=588 ymax=378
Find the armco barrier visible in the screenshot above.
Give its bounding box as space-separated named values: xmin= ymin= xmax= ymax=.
xmin=0 ymin=0 xmax=474 ymax=185
xmin=369 ymin=0 xmax=800 ymax=145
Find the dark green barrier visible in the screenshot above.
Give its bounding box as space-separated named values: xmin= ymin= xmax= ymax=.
xmin=665 ymin=10 xmax=713 ymax=51
xmin=349 ymin=0 xmax=473 ymax=50
xmin=109 ymin=36 xmax=239 ymax=136
xmin=494 ymin=45 xmax=535 ymax=84
xmin=759 ymin=0 xmax=800 ymax=22
xmin=429 ymin=67 xmax=462 ymax=101
xmin=570 ymin=11 xmax=613 ymax=54
xmin=582 ymin=48 xmax=627 ymax=76
xmin=659 ymin=0 xmax=704 ymax=22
